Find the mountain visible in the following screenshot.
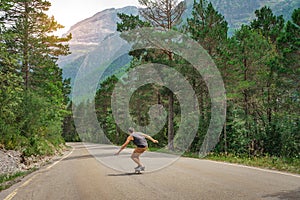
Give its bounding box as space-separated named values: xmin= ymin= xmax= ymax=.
xmin=58 ymin=6 xmax=138 ymax=84
xmin=59 ymin=1 xmax=299 ymax=89
xmin=184 ymin=0 xmax=300 ymax=35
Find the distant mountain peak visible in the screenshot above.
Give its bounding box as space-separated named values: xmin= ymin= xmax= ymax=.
xmin=58 ymin=6 xmax=138 ymax=74
xmin=65 ymin=6 xmax=138 ymax=45
xmin=59 ymin=1 xmax=299 ymax=84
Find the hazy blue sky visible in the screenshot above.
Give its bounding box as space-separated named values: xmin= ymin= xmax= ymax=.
xmin=48 ymin=0 xmax=139 ymax=35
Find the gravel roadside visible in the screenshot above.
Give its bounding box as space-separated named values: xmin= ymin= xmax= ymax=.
xmin=0 ymin=145 xmax=68 ymax=176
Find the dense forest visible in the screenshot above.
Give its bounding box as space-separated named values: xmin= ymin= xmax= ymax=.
xmin=0 ymin=0 xmax=71 ymax=155
xmin=77 ymin=0 xmax=300 ymax=159
xmin=1 ymin=0 xmax=299 ymax=161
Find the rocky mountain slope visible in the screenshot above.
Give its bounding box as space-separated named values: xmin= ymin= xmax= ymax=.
xmin=59 ymin=0 xmax=299 ymax=87
xmin=197 ymin=0 xmax=299 ymax=34
xmin=58 ymin=6 xmax=137 ymax=84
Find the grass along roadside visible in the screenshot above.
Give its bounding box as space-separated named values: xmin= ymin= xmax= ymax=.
xmin=185 ymin=152 xmax=300 ymax=175
xmin=0 ymin=168 xmax=37 ymax=192
xmin=148 ymin=147 xmax=300 ymax=174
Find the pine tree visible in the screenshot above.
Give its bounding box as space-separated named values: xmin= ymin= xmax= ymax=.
xmin=0 ymin=1 xmax=24 ymax=148
xmin=138 ymin=0 xmax=186 ymax=150
xmin=186 ymin=0 xmax=228 ymax=56
xmin=211 ymin=21 xmax=276 ymax=155
xmin=250 ymin=6 xmax=285 ymax=44
xmin=4 ymin=0 xmax=71 ymax=89
xmin=117 ymin=13 xmax=151 ymax=32
xmin=139 ymin=0 xmax=185 ymax=29
xmin=185 ymin=0 xmax=228 ymax=153
xmin=250 ymin=7 xmax=299 ymax=156
xmin=116 ymin=0 xmax=186 ymax=150
xmin=274 ymin=8 xmax=300 ymax=157
xmin=1 ymin=0 xmax=71 ymax=154
xmin=278 ymin=8 xmax=300 ymax=91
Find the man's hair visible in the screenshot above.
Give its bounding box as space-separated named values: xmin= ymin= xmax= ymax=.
xmin=128 ymin=127 xmax=135 ymax=133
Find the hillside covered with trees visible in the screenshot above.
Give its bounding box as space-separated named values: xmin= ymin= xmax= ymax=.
xmin=0 ymin=0 xmax=71 ymax=156
xmin=59 ymin=0 xmax=299 ymax=85
xmin=0 ymin=0 xmax=299 ymax=172
xmin=82 ymin=0 xmax=300 ymax=162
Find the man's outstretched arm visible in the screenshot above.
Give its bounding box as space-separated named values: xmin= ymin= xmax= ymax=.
xmin=143 ymin=134 xmax=158 ymax=143
xmin=115 ymin=136 xmax=133 ymax=155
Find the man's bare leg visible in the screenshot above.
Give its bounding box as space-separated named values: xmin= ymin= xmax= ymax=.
xmin=131 ymin=152 xmax=143 ymax=167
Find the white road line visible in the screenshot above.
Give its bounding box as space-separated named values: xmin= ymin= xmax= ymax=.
xmin=205 ymin=159 xmax=300 ymax=178
xmin=3 ymin=147 xmax=74 ymax=200
xmin=46 ymin=147 xmax=74 ymax=170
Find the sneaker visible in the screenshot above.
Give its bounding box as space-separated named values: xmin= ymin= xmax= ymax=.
xmin=134 ymin=166 xmax=141 ymax=170
xmin=140 ymin=166 xmax=145 ymax=171
xmin=134 ymin=166 xmax=145 ymax=171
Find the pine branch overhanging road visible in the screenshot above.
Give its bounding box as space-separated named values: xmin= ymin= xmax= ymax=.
xmin=1 ymin=143 xmax=299 ymax=200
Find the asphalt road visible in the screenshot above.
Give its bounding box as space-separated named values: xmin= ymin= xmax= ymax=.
xmin=0 ymin=142 xmax=299 ymax=200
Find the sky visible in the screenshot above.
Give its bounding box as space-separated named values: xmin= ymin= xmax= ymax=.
xmin=48 ymin=0 xmax=139 ymax=36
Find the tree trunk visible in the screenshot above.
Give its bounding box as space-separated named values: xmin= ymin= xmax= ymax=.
xmin=243 ymin=57 xmax=251 ymax=156
xmin=267 ymin=83 xmax=272 ymax=124
xmin=224 ymin=122 xmax=228 ymax=155
xmin=168 ymin=92 xmax=174 ymax=150
xmin=23 ymin=1 xmax=29 ymax=89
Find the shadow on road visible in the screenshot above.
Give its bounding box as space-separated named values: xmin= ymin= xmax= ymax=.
xmin=86 ymin=146 xmax=118 ymax=151
xmin=107 ymin=173 xmax=143 ymax=176
xmin=62 ymin=153 xmax=122 ymax=161
xmin=62 ymin=154 xmax=95 ymax=161
xmin=262 ymin=188 xmax=300 ymax=199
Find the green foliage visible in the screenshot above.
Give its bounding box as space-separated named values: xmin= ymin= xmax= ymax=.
xmin=115 ymin=0 xmax=187 ymax=151
xmin=0 ymin=6 xmax=24 ymax=150
xmin=277 ymin=8 xmax=300 ymax=90
xmin=200 ymin=0 xmax=299 ymax=36
xmin=95 ymin=76 xmax=124 ymax=144
xmin=62 ymin=102 xmax=81 ymax=142
xmin=0 ymin=171 xmax=27 ymax=191
xmin=17 ymin=91 xmax=65 ymax=155
xmin=0 ymin=168 xmax=38 ymax=191
xmin=0 ymin=0 xmax=71 ymax=155
xmin=250 ymin=6 xmax=285 ymax=43
xmin=214 ymin=7 xmax=300 ymax=158
xmin=117 ymin=13 xmax=151 ymax=32
xmin=186 ymin=0 xmax=228 ymax=56
xmin=206 ymin=153 xmax=300 ymax=174
xmin=107 ymin=2 xmax=300 ymax=160
xmin=2 ymin=0 xmax=297 ymax=162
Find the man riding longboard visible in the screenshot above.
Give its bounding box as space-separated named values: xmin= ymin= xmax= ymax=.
xmin=114 ymin=127 xmax=158 ymax=173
